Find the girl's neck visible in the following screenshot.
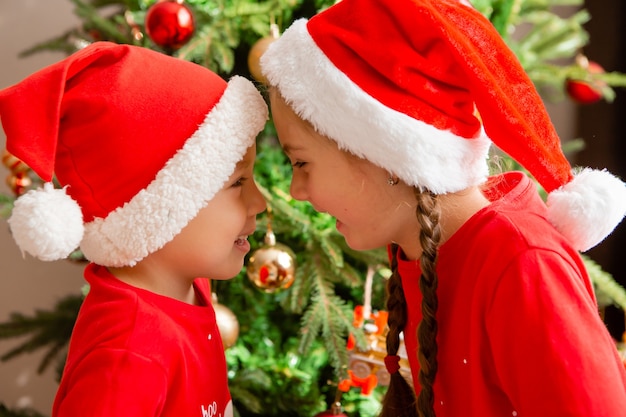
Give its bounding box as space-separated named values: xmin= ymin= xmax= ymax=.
xmin=399 ymin=186 xmax=490 ymax=261
xmin=438 ymin=186 xmax=491 ymax=243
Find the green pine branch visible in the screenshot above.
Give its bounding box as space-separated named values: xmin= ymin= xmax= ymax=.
xmin=0 ymin=294 xmax=82 ymax=375
xmin=0 ymin=194 xmax=14 ymax=219
xmin=584 ymin=255 xmax=626 ymax=310
xmin=217 ymin=273 xmax=330 ymax=416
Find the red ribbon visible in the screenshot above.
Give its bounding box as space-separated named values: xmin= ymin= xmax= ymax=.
xmin=384 ymin=355 xmax=401 ymax=374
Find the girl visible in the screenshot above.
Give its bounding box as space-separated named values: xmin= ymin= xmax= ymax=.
xmin=260 ymin=0 xmax=626 ymax=416
xmin=0 ymin=41 xmax=268 ymax=416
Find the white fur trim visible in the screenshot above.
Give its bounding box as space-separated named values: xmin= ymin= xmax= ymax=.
xmin=8 ymin=183 xmax=84 ymax=261
xmin=80 ymin=76 xmax=268 ymax=267
xmin=547 ymin=168 xmax=626 ymax=252
xmin=260 ymin=19 xmax=491 ymax=193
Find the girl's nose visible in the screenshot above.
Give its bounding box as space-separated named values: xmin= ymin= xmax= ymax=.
xmin=289 ymin=174 xmax=307 ymax=201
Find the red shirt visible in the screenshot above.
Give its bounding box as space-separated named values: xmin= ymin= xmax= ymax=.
xmin=396 ymin=171 xmax=626 ymax=416
xmin=53 ymin=264 xmax=232 ymax=417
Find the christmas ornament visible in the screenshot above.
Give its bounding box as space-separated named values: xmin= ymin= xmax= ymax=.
xmin=313 ymin=388 xmax=348 ymax=417
xmin=566 ymin=54 xmax=606 ymax=104
xmin=145 ymin=0 xmax=195 ymax=50
xmin=125 ymin=10 xmax=144 ymax=42
xmin=2 ymin=150 xmax=35 ymax=196
xmin=248 ymin=23 xmax=280 ymax=84
xmin=212 ymin=292 xmax=239 ymax=349
xmin=340 ymin=267 xmax=412 ymax=395
xmin=313 ymin=403 xmax=347 ymax=417
xmin=6 ymin=173 xmax=32 ymax=196
xmin=246 ymin=208 xmax=296 ymax=292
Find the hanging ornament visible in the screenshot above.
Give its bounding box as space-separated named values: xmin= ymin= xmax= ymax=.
xmin=565 ymin=54 xmax=607 ymax=105
xmin=246 ymin=207 xmax=296 ymax=293
xmin=248 ymin=22 xmax=280 ymax=84
xmin=212 ymin=292 xmax=239 ymax=349
xmin=5 ymin=173 xmax=32 ymax=197
xmin=125 ymin=10 xmax=145 ymax=42
xmin=145 ymin=0 xmax=195 ymax=51
xmin=313 ymin=387 xmax=348 ymax=417
xmin=313 ymin=402 xmax=348 ymax=417
xmin=2 ymin=150 xmax=35 ymax=196
xmin=340 ymin=267 xmax=412 ymax=395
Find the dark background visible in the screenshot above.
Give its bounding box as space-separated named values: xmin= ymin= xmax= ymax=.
xmin=577 ymin=0 xmax=626 ymax=339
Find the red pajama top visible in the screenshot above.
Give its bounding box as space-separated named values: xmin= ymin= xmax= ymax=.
xmin=396 ymin=171 xmax=626 ymax=416
xmin=52 ymin=264 xmax=232 ymax=417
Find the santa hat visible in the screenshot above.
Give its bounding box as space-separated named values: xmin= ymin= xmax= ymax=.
xmin=261 ymin=0 xmax=626 ymax=252
xmin=0 ymin=41 xmax=268 ymax=266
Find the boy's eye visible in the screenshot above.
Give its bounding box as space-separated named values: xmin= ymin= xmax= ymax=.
xmin=292 ymin=161 xmax=306 ymax=168
xmin=232 ymin=177 xmax=248 ymax=187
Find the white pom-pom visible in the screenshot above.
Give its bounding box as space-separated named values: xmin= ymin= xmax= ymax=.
xmin=547 ymin=168 xmax=626 ymax=252
xmin=8 ymin=183 xmax=84 ymax=261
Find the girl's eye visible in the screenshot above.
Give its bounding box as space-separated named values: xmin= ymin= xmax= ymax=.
xmin=292 ymin=161 xmax=306 ymax=168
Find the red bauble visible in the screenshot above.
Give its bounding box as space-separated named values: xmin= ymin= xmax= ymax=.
xmin=565 ymin=60 xmax=606 ymax=105
xmin=145 ymin=1 xmax=195 ymax=50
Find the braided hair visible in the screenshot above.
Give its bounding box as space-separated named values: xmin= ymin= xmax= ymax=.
xmin=380 ymin=189 xmax=441 ymax=417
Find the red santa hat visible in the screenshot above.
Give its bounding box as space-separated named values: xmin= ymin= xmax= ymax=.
xmin=0 ymin=41 xmax=267 ymax=266
xmin=261 ymin=0 xmax=626 ymax=252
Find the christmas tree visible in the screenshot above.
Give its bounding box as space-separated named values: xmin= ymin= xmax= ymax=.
xmin=2 ymin=1 xmax=626 ymax=416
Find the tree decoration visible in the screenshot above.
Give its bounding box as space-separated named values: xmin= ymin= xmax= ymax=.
xmin=212 ymin=292 xmax=239 ymax=349
xmin=246 ymin=207 xmax=296 ymax=293
xmin=125 ymin=10 xmax=144 ymax=42
xmin=566 ymin=54 xmax=607 ymax=104
xmin=312 ymin=389 xmax=348 ymax=417
xmin=340 ymin=267 xmax=411 ymax=396
xmin=2 ymin=150 xmax=35 ymax=196
xmin=145 ymin=0 xmax=195 ymax=51
xmin=248 ymin=22 xmax=280 ymax=84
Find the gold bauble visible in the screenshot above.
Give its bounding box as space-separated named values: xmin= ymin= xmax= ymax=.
xmin=212 ymin=294 xmax=239 ymax=350
xmin=247 ymin=243 xmax=296 ymax=293
xmin=3 ymin=150 xmax=35 ymax=195
xmin=247 ymin=23 xmax=280 ymax=84
xmin=246 ymin=226 xmax=296 ymax=293
xmin=6 ymin=173 xmax=32 ymax=196
xmin=2 ymin=150 xmax=31 ymax=174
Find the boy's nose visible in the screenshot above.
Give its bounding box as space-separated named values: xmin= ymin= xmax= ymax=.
xmin=251 ymin=182 xmax=267 ymax=215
